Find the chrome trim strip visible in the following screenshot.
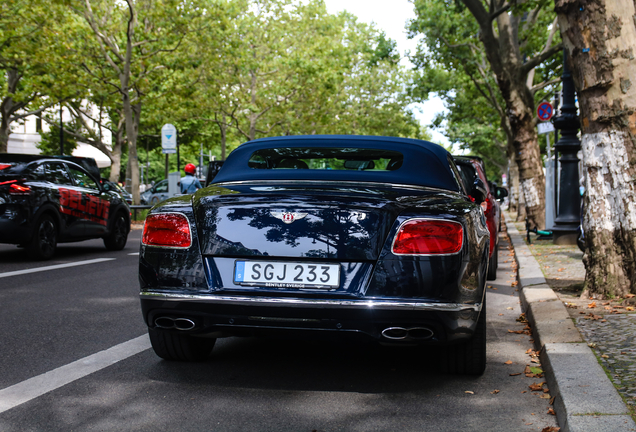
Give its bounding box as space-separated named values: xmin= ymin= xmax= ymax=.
xmin=139 ymin=291 xmax=480 ymax=312
xmin=213 ymin=180 xmax=457 ymax=195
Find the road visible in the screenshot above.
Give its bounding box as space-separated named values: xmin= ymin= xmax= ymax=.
xmin=0 ymin=230 xmax=559 ymax=431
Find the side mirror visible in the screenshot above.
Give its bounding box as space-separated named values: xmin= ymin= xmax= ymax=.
xmin=102 ymin=183 xmax=111 ymax=191
xmin=495 ymin=186 xmax=508 ymax=201
xmin=470 ymin=178 xmax=488 ymax=203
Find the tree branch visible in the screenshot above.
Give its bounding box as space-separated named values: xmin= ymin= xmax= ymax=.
xmin=521 ymin=43 xmax=562 ymax=76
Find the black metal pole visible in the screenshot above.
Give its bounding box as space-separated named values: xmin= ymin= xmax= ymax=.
xmin=59 ymin=105 xmax=64 ymax=155
xmin=551 ymin=50 xmax=581 ymax=245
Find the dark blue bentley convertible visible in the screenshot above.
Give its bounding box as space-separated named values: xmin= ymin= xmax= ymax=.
xmin=139 ymin=135 xmax=490 ymax=374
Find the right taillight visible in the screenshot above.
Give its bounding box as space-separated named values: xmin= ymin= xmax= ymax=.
xmin=142 ymin=213 xmax=192 ymax=248
xmin=392 ymin=219 xmax=463 ymax=255
xmin=0 ymin=164 xmax=10 ymax=170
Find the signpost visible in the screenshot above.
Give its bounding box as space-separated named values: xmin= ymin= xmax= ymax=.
xmin=161 ymin=124 xmax=179 ymax=179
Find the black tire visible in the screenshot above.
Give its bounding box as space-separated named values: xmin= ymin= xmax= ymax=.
xmin=445 ymin=297 xmax=487 ymax=375
xmin=148 ymin=327 xmax=216 ymax=361
xmin=27 ymin=214 xmax=57 ymax=260
xmin=486 ymin=240 xmax=498 ymax=280
xmin=103 ymin=212 xmax=128 ymax=251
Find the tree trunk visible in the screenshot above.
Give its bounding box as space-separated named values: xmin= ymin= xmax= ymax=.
xmin=0 ymin=117 xmax=10 ymax=153
xmin=555 ymin=0 xmax=636 ymax=297
xmin=108 ymin=117 xmax=125 ymax=183
xmin=0 ymin=70 xmax=20 ymax=154
xmin=513 ymin=104 xmax=546 ymax=230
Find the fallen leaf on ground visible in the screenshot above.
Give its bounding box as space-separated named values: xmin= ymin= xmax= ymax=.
xmin=510 ymin=372 xmax=522 ymax=376
xmin=588 ymin=302 xmax=597 ymax=308
xmin=508 ymin=330 xmax=525 ymax=334
xmin=541 ymin=427 xmax=560 ymax=432
xmin=626 ymin=294 xmax=636 ymax=298
xmin=547 ymin=408 xmax=556 ymax=415
xmin=529 ymin=382 xmax=545 ymax=391
xmin=601 ymin=354 xmax=609 ymax=359
xmin=490 ymin=389 xmax=500 ymax=394
xmin=627 ymin=307 xmax=635 ymax=311
xmin=465 ymin=391 xmax=474 ymax=394
xmin=504 ymin=360 xmax=513 ymax=365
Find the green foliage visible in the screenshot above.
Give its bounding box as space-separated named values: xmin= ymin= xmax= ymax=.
xmin=408 ymin=0 xmax=562 ymax=180
xmin=36 ymin=122 xmax=78 ymax=156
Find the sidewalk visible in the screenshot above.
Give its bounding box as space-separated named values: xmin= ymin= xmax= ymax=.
xmin=504 ymin=213 xmax=636 ymax=432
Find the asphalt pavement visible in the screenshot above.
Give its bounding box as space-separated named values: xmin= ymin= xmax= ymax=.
xmin=0 ymin=227 xmax=561 ymax=431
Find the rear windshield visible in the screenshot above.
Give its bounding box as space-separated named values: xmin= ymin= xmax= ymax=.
xmin=248 ymin=148 xmax=403 ymax=171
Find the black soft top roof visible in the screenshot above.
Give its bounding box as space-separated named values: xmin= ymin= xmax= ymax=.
xmin=0 ymin=154 xmax=100 ymax=180
xmin=213 ymin=135 xmax=462 ymax=192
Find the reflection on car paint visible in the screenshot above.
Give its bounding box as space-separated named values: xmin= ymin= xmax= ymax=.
xmin=59 ymin=188 xmax=110 ymax=226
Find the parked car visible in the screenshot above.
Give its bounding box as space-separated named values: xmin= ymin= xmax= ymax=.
xmin=0 ymin=154 xmax=131 ymax=260
xmin=205 ymin=160 xmax=225 ymax=186
xmin=139 ymin=135 xmax=490 ymax=374
xmin=141 ymin=179 xmax=169 ymax=205
xmin=453 ymin=155 xmax=508 ymax=280
xmin=101 ymin=179 xmax=132 ymax=205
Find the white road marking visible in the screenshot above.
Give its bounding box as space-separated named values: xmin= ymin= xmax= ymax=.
xmin=0 ymin=335 xmax=151 ymax=414
xmin=128 ymin=252 xmax=139 ymax=255
xmin=0 ymin=258 xmax=115 ymax=279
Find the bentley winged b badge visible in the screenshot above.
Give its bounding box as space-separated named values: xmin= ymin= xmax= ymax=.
xmin=270 ymin=211 xmax=308 ymax=224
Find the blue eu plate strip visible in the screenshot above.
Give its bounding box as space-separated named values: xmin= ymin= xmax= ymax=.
xmin=234 ymin=261 xmax=245 ymax=282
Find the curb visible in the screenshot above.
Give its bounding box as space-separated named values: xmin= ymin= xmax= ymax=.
xmin=504 ymin=213 xmax=636 ymax=432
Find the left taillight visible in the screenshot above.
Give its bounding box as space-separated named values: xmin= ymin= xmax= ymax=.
xmin=0 ymin=180 xmax=30 ymax=195
xmin=142 ymin=213 xmax=192 ymax=248
xmin=392 ymin=219 xmax=463 ymax=255
xmin=0 ymin=164 xmax=11 ymax=170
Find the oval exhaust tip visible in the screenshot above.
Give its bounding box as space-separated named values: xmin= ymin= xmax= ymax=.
xmin=407 ymin=327 xmax=434 ymax=340
xmin=155 ymin=317 xmax=175 ymax=329
xmin=174 ymin=318 xmax=196 ymax=331
xmin=382 ymin=327 xmax=408 ymax=340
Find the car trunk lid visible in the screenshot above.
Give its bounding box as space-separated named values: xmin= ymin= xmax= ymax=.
xmin=192 ymin=182 xmax=418 ymax=261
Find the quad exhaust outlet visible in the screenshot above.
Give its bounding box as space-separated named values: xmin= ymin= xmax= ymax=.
xmin=154 ymin=317 xmax=196 ymax=331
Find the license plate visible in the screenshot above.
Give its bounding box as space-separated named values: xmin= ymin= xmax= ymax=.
xmin=234 ymin=261 xmax=340 ymax=289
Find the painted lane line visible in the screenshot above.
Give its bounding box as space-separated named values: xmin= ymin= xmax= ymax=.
xmin=0 ymin=335 xmax=150 ymax=414
xmin=0 ymin=258 xmax=115 ymax=279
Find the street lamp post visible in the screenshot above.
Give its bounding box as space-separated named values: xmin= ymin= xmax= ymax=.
xmin=551 ymin=51 xmax=581 ymax=245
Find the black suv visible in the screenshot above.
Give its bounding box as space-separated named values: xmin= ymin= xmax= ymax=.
xmin=0 ymin=154 xmax=131 ymax=260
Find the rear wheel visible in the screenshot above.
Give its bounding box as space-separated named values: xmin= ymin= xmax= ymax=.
xmin=445 ymin=297 xmax=487 ymax=375
xmin=27 ymin=215 xmax=57 ymax=260
xmin=103 ymin=212 xmax=128 ymax=250
xmin=148 ymin=328 xmax=216 ymax=361
xmin=486 ymin=241 xmax=498 ymax=281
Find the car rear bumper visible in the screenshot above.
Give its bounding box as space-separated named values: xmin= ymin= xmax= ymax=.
xmin=140 ymin=292 xmax=483 ymax=344
xmin=0 ymin=217 xmax=30 ymax=244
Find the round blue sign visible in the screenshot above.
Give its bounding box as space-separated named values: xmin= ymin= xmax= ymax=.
xmin=537 ymin=102 xmax=553 ymax=121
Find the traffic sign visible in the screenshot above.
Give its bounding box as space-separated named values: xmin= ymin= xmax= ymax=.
xmin=161 ymin=124 xmax=177 ymax=154
xmin=538 ymin=122 xmax=555 ymax=134
xmin=537 ymin=102 xmax=554 ymax=121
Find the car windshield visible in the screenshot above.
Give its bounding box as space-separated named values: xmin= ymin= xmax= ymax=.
xmin=248 ymin=148 xmax=403 ymax=171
